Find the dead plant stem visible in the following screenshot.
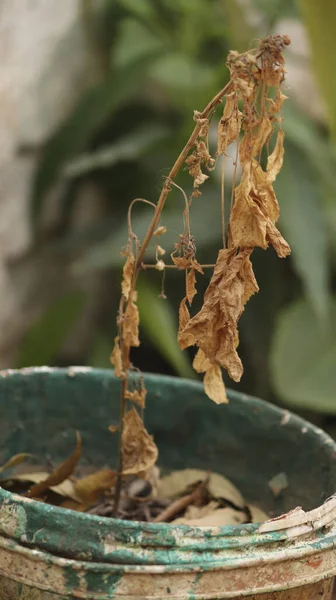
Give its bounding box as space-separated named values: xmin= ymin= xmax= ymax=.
xmin=113 ymin=81 xmax=232 ymax=516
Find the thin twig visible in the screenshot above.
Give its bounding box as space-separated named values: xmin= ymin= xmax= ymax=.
xmin=141 ymin=263 xmax=216 ymax=269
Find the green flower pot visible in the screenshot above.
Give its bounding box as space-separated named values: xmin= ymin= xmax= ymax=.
xmin=0 ymin=368 xmax=335 ymax=599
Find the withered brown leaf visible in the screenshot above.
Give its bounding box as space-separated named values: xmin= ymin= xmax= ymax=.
xmin=121 ymin=254 xmax=135 ymax=299
xmin=110 ymin=336 xmax=123 ymax=378
xmin=240 ymin=118 xmax=272 ymax=164
xmin=186 ymin=268 xmax=197 ymax=305
xmin=267 ymin=129 xmax=285 ymax=182
xmin=251 ymin=161 xmax=280 ymax=223
xmin=217 ymin=93 xmax=242 ymax=155
xmin=122 ymin=408 xmax=158 ymax=475
xmin=266 ymin=221 xmax=291 ymax=258
xmin=230 ymin=176 xmax=268 ymax=249
xmin=27 ymin=432 xmax=82 ymax=498
xmin=74 ymin=468 xmax=116 ymax=503
xmin=123 ymin=302 xmax=140 ymax=347
xmin=171 ymin=254 xmax=192 ymax=270
xmin=193 ymin=348 xmax=211 ymax=373
xmin=179 ymin=249 xmax=258 ymax=383
xmin=125 ymin=385 xmax=146 ymax=408
xmin=0 ymin=453 xmax=31 ymax=474
xmin=204 ymin=365 xmax=228 ymax=404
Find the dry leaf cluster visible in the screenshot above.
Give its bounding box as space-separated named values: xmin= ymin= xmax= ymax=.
xmin=109 ymin=36 xmax=291 ymax=513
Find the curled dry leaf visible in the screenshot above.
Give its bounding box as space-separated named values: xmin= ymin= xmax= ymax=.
xmin=121 ymin=254 xmax=135 ymax=300
xmin=185 ymin=140 xmax=213 ymax=188
xmin=108 ymin=424 xmax=118 ymax=434
xmin=122 ymin=408 xmax=158 ymax=476
xmin=192 ymin=348 xmax=211 ymax=373
xmin=153 ymin=226 xmax=167 ymax=236
xmin=156 ymin=245 xmax=165 ymax=256
xmin=194 ymin=110 xmax=209 ymax=138
xmin=123 ymin=302 xmax=140 ymax=347
xmin=267 ymin=129 xmax=285 ymax=182
xmin=179 ymin=249 xmax=258 ymax=383
xmin=74 ymin=468 xmax=116 ymax=503
xmin=171 ymin=254 xmax=192 ymax=270
xmin=248 ymin=504 xmax=269 ymax=523
xmin=110 ymin=336 xmax=123 ymax=378
xmin=203 ymin=364 xmax=228 ymax=405
xmin=26 ymin=432 xmax=82 ymax=498
xmin=217 ymin=93 xmax=242 ymax=155
xmin=186 ymin=268 xmax=197 ymax=305
xmin=0 ymin=453 xmax=31 ymax=474
xmin=240 ymin=118 xmax=273 ymax=164
xmin=173 ymin=506 xmax=246 ymax=527
xmin=1 ymin=471 xmax=82 ymax=503
xmin=125 ymin=385 xmax=146 ymax=409
xmin=157 ymin=469 xmax=244 ymax=508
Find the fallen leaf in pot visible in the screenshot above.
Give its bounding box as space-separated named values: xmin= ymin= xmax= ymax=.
xmin=158 ymin=469 xmax=244 ymax=508
xmin=248 ymin=504 xmax=269 ymax=523
xmin=173 ymin=505 xmax=246 ymax=526
xmin=26 ymin=431 xmax=82 ymax=498
xmin=74 ymin=468 xmax=116 ymax=503
xmin=0 ymin=453 xmax=31 ymax=474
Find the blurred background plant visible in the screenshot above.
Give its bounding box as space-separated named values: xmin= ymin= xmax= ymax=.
xmin=2 ymin=0 xmax=336 ymax=428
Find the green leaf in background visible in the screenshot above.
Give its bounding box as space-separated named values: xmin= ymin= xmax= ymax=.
xmin=137 ymin=279 xmax=194 ymax=379
xmin=16 ymin=293 xmax=85 ymax=368
xmin=62 ymin=124 xmax=169 ymax=179
xmin=275 ymin=141 xmax=329 ymax=318
xmin=31 ymin=51 xmax=160 ymax=221
xmin=270 ymin=297 xmax=336 ymax=413
xmin=299 ymin=0 xmax=336 ymax=138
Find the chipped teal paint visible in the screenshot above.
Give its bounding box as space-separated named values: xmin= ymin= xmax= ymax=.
xmin=188 ymin=572 xmax=203 ymax=600
xmin=64 ymin=565 xmax=81 ymax=594
xmin=0 ymin=368 xmax=335 ymax=599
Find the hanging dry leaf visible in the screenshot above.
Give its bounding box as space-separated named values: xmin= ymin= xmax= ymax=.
xmin=230 ymin=180 xmax=268 ymax=249
xmin=125 ymin=385 xmax=146 ymax=408
xmin=109 ymin=424 xmax=118 ymax=433
xmin=266 ymin=129 xmax=285 ymax=182
xmin=186 ymin=269 xmax=197 ymax=305
xmin=26 ymin=432 xmax=82 ymax=498
xmin=185 ymin=141 xmax=213 ymax=188
xmin=122 ymin=408 xmax=158 ymax=475
xmin=267 ymin=90 xmax=287 ymax=115
xmin=110 ymin=336 xmax=124 ymax=378
xmin=121 ymin=254 xmax=135 ymax=299
xmin=0 ymin=453 xmax=31 ymax=474
xmin=204 ymin=365 xmax=228 ymax=404
xmin=74 ymin=469 xmax=116 ymax=503
xmin=240 ymin=118 xmax=273 ymax=164
xmin=171 ymin=254 xmax=192 ymax=270
xmin=123 ymin=302 xmax=140 ymax=347
xmin=217 ymin=93 xmax=242 ymax=155
xmin=194 ymin=110 xmax=209 ymax=138
xmin=251 ymin=162 xmax=280 ymax=223
xmin=193 ymin=348 xmax=211 ymax=373
xmin=266 ymin=221 xmax=291 ymax=258
xmin=156 ymin=245 xmax=165 ymax=256
xmin=153 ymin=226 xmax=167 ymax=236
xmin=180 ymin=249 xmax=258 ymax=384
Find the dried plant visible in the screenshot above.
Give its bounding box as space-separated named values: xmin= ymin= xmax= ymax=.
xmin=111 ymin=35 xmax=291 ymax=514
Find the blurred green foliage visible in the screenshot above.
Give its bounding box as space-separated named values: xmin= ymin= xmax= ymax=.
xmin=21 ymin=0 xmax=336 ymax=415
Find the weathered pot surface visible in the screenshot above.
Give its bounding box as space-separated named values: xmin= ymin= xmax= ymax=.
xmin=0 ymin=368 xmax=335 ymax=599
